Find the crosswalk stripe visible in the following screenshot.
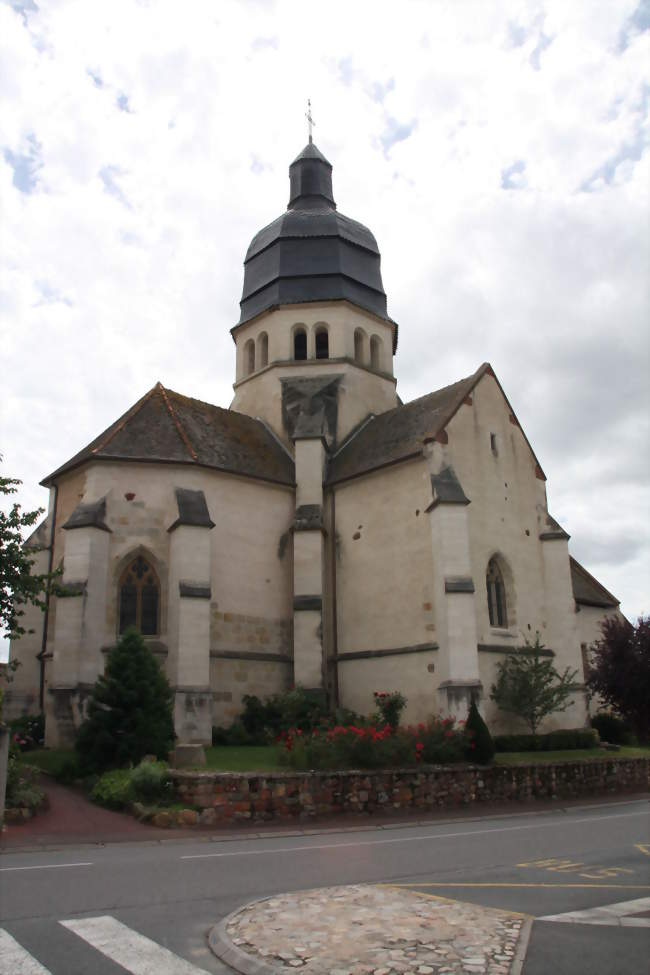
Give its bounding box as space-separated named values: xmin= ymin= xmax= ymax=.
xmin=540 ymin=895 xmax=650 ymax=927
xmin=0 ymin=928 xmax=52 ymax=975
xmin=60 ymin=916 xmax=211 ymax=974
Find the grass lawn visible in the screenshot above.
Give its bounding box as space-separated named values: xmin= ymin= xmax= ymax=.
xmin=203 ymin=745 xmax=283 ymax=771
xmin=495 ymin=745 xmax=650 ymax=764
xmin=21 ymin=744 xmax=649 ymax=776
xmin=23 ymin=748 xmax=75 ymax=776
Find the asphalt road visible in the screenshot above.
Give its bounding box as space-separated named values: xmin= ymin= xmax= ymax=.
xmin=0 ymin=797 xmax=648 ymax=974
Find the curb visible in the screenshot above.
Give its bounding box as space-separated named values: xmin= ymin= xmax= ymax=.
xmin=208 ymin=895 xmax=278 ymax=975
xmin=511 ymin=916 xmax=533 ymax=975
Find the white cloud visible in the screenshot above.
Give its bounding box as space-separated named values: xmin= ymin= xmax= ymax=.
xmin=0 ymin=0 xmax=648 ymax=666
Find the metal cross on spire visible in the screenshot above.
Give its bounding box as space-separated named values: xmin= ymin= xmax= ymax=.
xmin=305 ymin=98 xmax=315 ymax=143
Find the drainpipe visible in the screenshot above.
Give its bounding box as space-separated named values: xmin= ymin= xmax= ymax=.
xmin=329 ymin=489 xmax=340 ymax=708
xmin=37 ymin=485 xmax=57 ymax=712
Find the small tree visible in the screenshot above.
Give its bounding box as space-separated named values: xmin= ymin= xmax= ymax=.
xmin=75 ymin=629 xmax=174 ymax=773
xmin=465 ymin=698 xmax=495 ymax=763
xmin=0 ymin=471 xmax=57 ymax=643
xmin=490 ymin=635 xmax=578 ymax=736
xmin=587 ymin=616 xmax=649 ymax=743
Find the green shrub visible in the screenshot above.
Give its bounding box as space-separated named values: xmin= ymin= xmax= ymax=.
xmin=240 ymin=695 xmax=281 ymax=740
xmin=590 ymin=712 xmax=637 ymax=745
xmin=465 ymin=700 xmax=495 ymax=764
xmin=494 ymin=728 xmax=599 ymax=752
xmin=278 ymin=717 xmax=467 ymax=770
xmin=75 ymin=629 xmax=174 ymax=774
xmin=9 ymin=713 xmax=45 ymax=751
xmin=54 ymin=755 xmax=83 ymax=784
xmin=373 ymin=691 xmax=407 ymax=729
xmin=212 ymin=722 xmax=262 ymax=746
xmin=5 ymin=747 xmax=45 ymax=811
xmin=270 ymin=686 xmax=329 ymax=734
xmin=90 ymin=769 xmax=134 ymax=809
xmin=129 ymin=761 xmax=171 ymax=803
xmin=5 ymin=744 xmax=23 ymax=801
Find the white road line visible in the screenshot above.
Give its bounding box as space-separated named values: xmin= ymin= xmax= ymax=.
xmin=540 ymin=895 xmax=650 ymax=927
xmin=181 ymin=809 xmax=647 ymax=860
xmin=0 ymin=862 xmax=93 ymax=873
xmin=60 ymin=916 xmax=211 ymax=974
xmin=0 ymin=929 xmax=52 ymax=975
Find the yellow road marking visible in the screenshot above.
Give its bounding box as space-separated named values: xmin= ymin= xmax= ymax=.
xmin=635 ymin=844 xmax=650 ymax=857
xmin=385 ymin=882 xmax=650 ymax=890
xmin=518 ymin=857 xmax=637 ymax=879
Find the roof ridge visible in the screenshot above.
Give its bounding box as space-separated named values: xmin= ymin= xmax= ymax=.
xmin=158 ymin=383 xmax=198 ymax=462
xmin=422 ymin=364 xmax=489 ymax=443
xmin=165 ymin=386 xmax=271 ymax=429
xmin=90 ymin=383 xmax=160 ymax=455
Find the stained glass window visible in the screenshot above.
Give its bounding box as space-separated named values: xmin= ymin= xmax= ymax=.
xmin=486 ymin=558 xmax=507 ymax=628
xmin=119 ymin=556 xmax=159 ymax=635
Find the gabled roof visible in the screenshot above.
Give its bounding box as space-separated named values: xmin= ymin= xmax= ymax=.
xmin=328 ymin=362 xmax=544 ymax=486
xmin=326 ymin=369 xmax=480 ymax=485
xmin=570 ymin=557 xmax=620 ymax=608
xmin=42 ymin=384 xmax=295 ymax=488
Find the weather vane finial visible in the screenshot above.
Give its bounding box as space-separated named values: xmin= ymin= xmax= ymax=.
xmin=305 ymin=98 xmax=315 ymax=144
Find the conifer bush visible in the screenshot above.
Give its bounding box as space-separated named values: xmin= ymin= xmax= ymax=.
xmin=464 ymin=699 xmax=495 ymax=764
xmin=75 ymin=629 xmax=174 ymax=774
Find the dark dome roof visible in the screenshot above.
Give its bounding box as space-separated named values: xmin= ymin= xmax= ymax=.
xmin=238 ymin=141 xmax=390 ymax=328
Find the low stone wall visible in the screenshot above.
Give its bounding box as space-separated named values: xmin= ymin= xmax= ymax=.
xmin=170 ymin=758 xmax=649 ymax=825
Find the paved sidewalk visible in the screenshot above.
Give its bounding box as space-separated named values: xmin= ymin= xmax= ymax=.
xmin=210 ymin=884 xmax=530 ymax=975
xmin=0 ymin=775 xmax=195 ymax=849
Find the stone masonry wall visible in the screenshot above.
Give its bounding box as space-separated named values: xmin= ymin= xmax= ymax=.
xmin=171 ymin=758 xmax=649 ymax=825
xmin=210 ymin=608 xmax=292 ymax=653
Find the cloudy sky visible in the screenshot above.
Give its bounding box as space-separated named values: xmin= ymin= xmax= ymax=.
xmin=1 ymin=0 xmax=648 ymax=655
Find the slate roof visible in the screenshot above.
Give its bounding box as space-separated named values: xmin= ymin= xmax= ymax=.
xmin=570 ymin=557 xmax=620 ymax=608
xmin=42 ymin=384 xmax=295 ymax=487
xmin=327 ymin=364 xmax=486 ymax=484
xmin=238 ymin=141 xmax=394 ymax=339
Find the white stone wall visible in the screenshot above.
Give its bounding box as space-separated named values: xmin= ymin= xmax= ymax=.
xmin=34 ymin=460 xmax=295 ymax=741
xmin=230 ymin=302 xmax=398 ymax=445
xmin=575 ymin=602 xmax=624 ymax=716
xmin=337 ymin=652 xmax=440 ymax=727
xmin=333 ymin=460 xmax=436 ymax=655
xmin=425 ymin=371 xmax=589 ymax=729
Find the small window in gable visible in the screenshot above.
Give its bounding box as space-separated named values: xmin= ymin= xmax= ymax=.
xmin=486 ymin=557 xmax=507 ymax=628
xmin=315 ymin=325 xmax=329 ymax=359
xmin=119 ymin=555 xmax=160 ymax=635
xmin=294 ymin=327 xmax=307 ymax=360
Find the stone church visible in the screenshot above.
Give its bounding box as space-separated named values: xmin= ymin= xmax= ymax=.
xmin=8 ymin=139 xmax=621 ymax=746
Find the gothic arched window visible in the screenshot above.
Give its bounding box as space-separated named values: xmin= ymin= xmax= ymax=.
xmin=119 ymin=555 xmax=160 ymax=636
xmin=486 ymin=557 xmax=507 ymax=628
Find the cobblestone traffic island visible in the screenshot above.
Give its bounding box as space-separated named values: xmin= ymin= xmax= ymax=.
xmin=209 ymin=884 xmax=529 ymax=975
